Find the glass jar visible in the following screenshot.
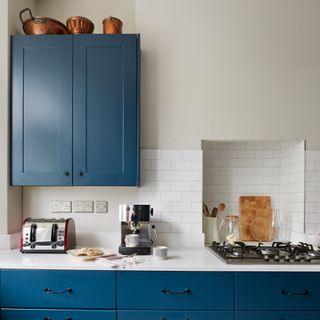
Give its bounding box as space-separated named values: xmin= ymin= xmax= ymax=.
xmin=218 ymin=215 xmax=240 ymax=244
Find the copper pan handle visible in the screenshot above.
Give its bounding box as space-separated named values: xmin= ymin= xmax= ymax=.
xmin=20 ymin=8 xmax=34 ymax=25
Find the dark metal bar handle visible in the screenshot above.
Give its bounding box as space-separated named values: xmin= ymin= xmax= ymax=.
xmin=161 ymin=288 xmax=191 ymax=295
xmin=281 ymin=289 xmax=309 ymax=296
xmin=44 ymin=287 xmax=73 ymax=295
xmin=280 ymin=318 xmax=309 ymax=320
xmin=43 ymin=317 xmax=51 ymax=320
xmin=65 ymin=318 xmax=72 ymax=320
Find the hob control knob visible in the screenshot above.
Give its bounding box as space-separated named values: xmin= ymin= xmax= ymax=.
xmin=294 ymin=256 xmax=300 ymax=262
xmin=274 ymin=255 xmax=280 ymax=262
xmin=264 ymin=255 xmax=269 ymax=261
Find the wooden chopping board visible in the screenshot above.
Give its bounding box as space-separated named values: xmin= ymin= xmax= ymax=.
xmin=239 ymin=196 xmax=273 ymax=241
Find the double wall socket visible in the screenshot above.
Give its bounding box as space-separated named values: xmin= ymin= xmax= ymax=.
xmin=73 ymin=201 xmax=94 ymax=213
xmin=51 ymin=201 xmax=72 ymax=213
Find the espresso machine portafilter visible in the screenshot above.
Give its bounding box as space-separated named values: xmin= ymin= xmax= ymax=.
xmin=118 ymin=204 xmax=158 ymax=255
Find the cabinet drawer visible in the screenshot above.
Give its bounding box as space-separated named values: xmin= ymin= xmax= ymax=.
xmin=117 ymin=271 xmax=234 ymax=310
xmin=236 ymin=311 xmax=320 ymax=320
xmin=236 ymin=272 xmax=320 ymax=310
xmin=1 ymin=269 xmax=116 ymax=309
xmin=118 ymin=310 xmax=234 ymax=320
xmin=1 ymin=309 xmax=116 ymax=320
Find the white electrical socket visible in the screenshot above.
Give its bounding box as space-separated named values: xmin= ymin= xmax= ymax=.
xmin=51 ymin=201 xmax=72 ymax=213
xmin=95 ymin=201 xmax=108 ymax=213
xmin=73 ymin=201 xmax=94 ymax=213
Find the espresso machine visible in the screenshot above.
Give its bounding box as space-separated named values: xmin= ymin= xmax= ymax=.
xmin=119 ymin=204 xmax=157 ymax=255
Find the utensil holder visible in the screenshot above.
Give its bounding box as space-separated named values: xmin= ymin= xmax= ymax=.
xmin=204 ymin=216 xmax=218 ymax=245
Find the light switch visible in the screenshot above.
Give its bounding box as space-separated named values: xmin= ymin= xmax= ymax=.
xmin=95 ymin=201 xmax=108 ymax=213
xmin=51 ymin=201 xmax=72 ymax=213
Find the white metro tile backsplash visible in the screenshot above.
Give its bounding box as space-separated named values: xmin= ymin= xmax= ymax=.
xmin=305 ymin=150 xmax=320 ymax=234
xmin=138 ymin=149 xmax=203 ymax=244
xmin=202 ymin=140 xmax=305 ymax=236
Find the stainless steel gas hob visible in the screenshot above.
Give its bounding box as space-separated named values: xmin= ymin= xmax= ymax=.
xmin=208 ymin=241 xmax=320 ymax=264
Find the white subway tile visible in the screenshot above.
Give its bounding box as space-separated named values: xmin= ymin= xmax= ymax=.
xmin=181 ymin=213 xmax=202 ymax=223
xmin=171 ymin=181 xmax=192 ymax=192
xmin=161 ymin=213 xmax=182 ymax=223
xmin=237 ymin=185 xmax=254 ymax=193
xmin=220 ymin=150 xmax=237 ymax=159
xmin=181 ymin=172 xmax=202 ymax=181
xmin=161 ymin=192 xmax=181 ymax=202
xmin=141 ymin=160 xmax=151 ymax=170
xmin=171 ymin=223 xmax=192 ymax=233
xmin=181 ymin=192 xmax=202 ymax=202
xmin=264 ymin=159 xmax=281 ymax=168
xmin=141 ymin=149 xmax=161 ymax=159
xmin=191 ymin=202 xmax=202 ymax=212
xmin=191 ymin=181 xmax=202 ymax=192
xmin=191 ymin=160 xmax=202 ymax=171
xmin=149 ymin=181 xmax=171 ymax=192
xmin=246 ymin=159 xmax=264 ymax=168
xmin=246 ymin=176 xmax=264 ymax=184
xmin=236 ymin=150 xmax=256 ymax=159
xmin=191 ymin=223 xmax=203 ymax=234
xmin=172 ymin=160 xmax=192 ymax=171
xmin=150 ymin=160 xmax=171 ymax=170
xmin=246 ymin=141 xmax=264 ymax=150
xmin=160 ymin=171 xmax=182 ymax=181
xmin=160 ymin=150 xmax=182 ymax=160
xmin=138 ymin=191 xmax=161 ymax=202
xmin=255 ymin=150 xmax=273 ymax=159
xmin=264 ymin=176 xmax=280 ymax=185
xmin=182 ymin=150 xmax=202 ymax=160
xmin=171 ymin=202 xmax=192 ymax=212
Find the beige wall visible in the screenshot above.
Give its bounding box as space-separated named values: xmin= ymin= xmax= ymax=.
xmin=135 ymin=0 xmax=320 ymax=149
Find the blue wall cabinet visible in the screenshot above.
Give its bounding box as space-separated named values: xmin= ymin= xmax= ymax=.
xmin=11 ymin=34 xmax=140 ymax=186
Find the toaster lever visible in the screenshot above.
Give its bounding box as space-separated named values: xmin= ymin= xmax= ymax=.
xmin=30 ymin=223 xmax=37 ymax=242
xmin=51 ymin=223 xmax=58 ymax=242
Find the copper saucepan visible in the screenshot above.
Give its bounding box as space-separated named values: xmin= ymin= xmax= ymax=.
xmin=20 ymin=8 xmax=69 ymax=35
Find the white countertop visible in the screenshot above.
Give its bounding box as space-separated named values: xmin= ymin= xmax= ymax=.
xmin=1 ymin=247 xmax=320 ymax=271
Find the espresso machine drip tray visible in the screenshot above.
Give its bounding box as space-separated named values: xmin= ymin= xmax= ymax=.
xmin=118 ymin=245 xmax=151 ymax=255
xmin=118 ymin=204 xmax=155 ymax=255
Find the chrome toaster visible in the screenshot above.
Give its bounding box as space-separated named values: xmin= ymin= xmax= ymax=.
xmin=21 ymin=218 xmax=76 ymax=253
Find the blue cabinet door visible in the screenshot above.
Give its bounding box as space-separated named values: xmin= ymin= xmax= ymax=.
xmin=1 ymin=269 xmax=116 ymax=309
xmin=1 ymin=309 xmax=116 ymax=320
xmin=73 ymin=35 xmax=140 ymax=186
xmin=236 ymin=272 xmax=320 ymax=311
xmin=236 ymin=311 xmax=320 ymax=320
xmin=117 ymin=271 xmax=234 ymax=310
xmin=11 ymin=35 xmax=73 ymax=186
xmin=118 ymin=310 xmax=234 ymax=320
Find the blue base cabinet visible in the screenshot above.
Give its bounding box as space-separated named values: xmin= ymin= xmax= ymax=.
xmin=11 ymin=34 xmax=140 ymax=186
xmin=2 ymin=269 xmax=320 ymax=318
xmin=1 ymin=309 xmax=116 ymax=320
xmin=235 ymin=311 xmax=320 ymax=320
xmin=118 ymin=311 xmax=234 ymax=320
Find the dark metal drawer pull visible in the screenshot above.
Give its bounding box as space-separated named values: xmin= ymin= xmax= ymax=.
xmin=281 ymin=289 xmax=309 ymax=296
xmin=44 ymin=287 xmax=73 ymax=295
xmin=65 ymin=318 xmax=72 ymax=320
xmin=161 ymin=288 xmax=191 ymax=295
xmin=43 ymin=317 xmax=51 ymax=320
